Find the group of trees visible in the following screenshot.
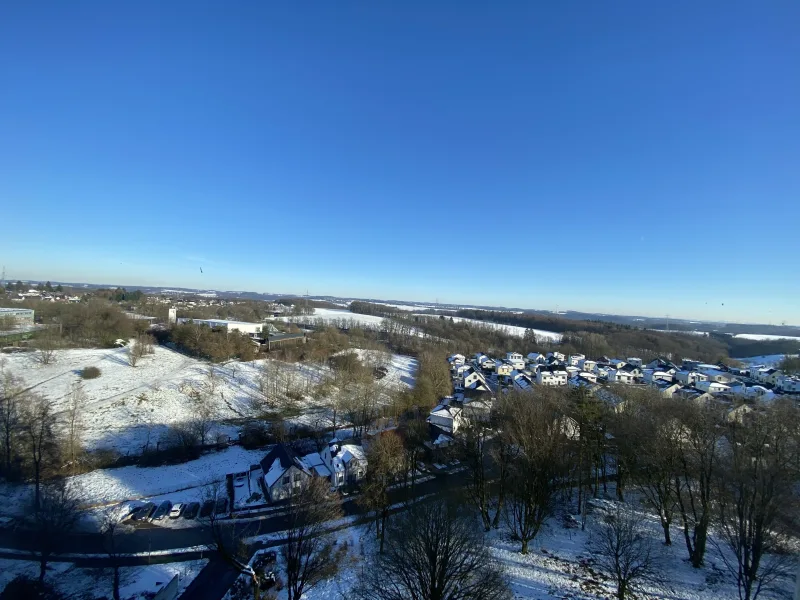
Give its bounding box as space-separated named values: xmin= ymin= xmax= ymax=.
xmin=1 ymin=365 xmax=88 ymax=483
xmin=169 ymin=322 xmax=258 ymax=362
xmin=452 ymin=385 xmax=800 ymax=600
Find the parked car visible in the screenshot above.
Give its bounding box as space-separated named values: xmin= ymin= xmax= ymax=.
xmin=215 ymin=497 xmax=228 ymax=515
xmin=169 ymin=503 xmax=185 ymax=519
xmin=183 ymin=502 xmax=200 ymax=519
xmin=131 ymin=503 xmax=155 ymax=521
xmin=151 ymin=501 xmax=172 ymax=521
xmin=199 ymin=500 xmax=215 ymax=518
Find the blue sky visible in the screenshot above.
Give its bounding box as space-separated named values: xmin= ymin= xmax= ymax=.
xmin=1 ymin=2 xmax=798 ymax=323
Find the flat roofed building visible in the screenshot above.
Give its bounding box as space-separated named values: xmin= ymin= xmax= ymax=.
xmin=0 ymin=308 xmax=34 ymax=326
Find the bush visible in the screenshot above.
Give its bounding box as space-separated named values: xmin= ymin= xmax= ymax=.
xmin=80 ymin=366 xmax=101 ymax=379
xmin=240 ymin=421 xmax=272 ymax=449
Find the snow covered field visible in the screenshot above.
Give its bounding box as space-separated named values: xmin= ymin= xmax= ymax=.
xmin=0 ymin=345 xmax=416 ymax=510
xmin=737 ymin=353 xmax=795 ymax=367
xmin=416 ymin=314 xmax=562 ymax=342
xmin=280 ymin=307 xmax=389 ymax=329
xmin=733 ymin=333 xmax=800 ymax=341
xmin=0 ymin=556 xmax=206 ymax=600
xmin=0 ymin=346 xmax=416 ymax=455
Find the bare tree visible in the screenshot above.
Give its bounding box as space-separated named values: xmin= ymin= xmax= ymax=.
xmin=589 ymin=504 xmax=659 ymax=600
xmin=99 ymin=509 xmax=125 ymax=600
xmin=358 ymin=431 xmax=404 ymax=552
xmin=0 ymin=368 xmax=23 ymax=475
xmin=21 ymin=394 xmax=59 ymax=511
xmin=502 ymin=391 xmax=570 ymax=554
xmin=282 ymin=477 xmax=345 ymax=600
xmin=352 ymin=500 xmax=512 ymax=600
xmin=674 ymin=402 xmax=725 ymax=567
xmin=128 ymin=336 xmax=145 ymax=367
xmin=713 ymin=401 xmax=800 ymax=600
xmin=459 ymin=414 xmax=496 ymax=531
xmin=619 ymin=396 xmax=681 ymax=545
xmin=27 ymin=480 xmax=82 ymax=582
xmin=65 ymin=381 xmax=85 ymax=474
xmin=35 ymin=328 xmax=59 ymax=365
xmin=201 ymin=482 xmax=270 ymax=600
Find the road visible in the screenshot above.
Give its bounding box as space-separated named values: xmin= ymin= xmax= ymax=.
xmin=0 ymin=468 xmax=467 ymax=556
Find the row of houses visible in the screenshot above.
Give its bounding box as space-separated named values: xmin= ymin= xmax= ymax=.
xmin=448 ymin=350 xmax=799 ymax=401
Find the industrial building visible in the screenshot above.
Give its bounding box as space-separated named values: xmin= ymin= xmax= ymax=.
xmin=176 ymin=317 xmax=264 ymax=338
xmin=0 ymin=307 xmax=35 ymax=327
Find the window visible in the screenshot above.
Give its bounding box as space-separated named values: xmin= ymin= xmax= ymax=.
xmin=282 ymin=476 xmax=289 ymax=485
xmin=294 ymin=473 xmax=302 ymax=482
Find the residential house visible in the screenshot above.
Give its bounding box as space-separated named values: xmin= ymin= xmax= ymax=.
xmin=459 ymin=366 xmax=490 ymax=391
xmin=448 ymin=354 xmax=466 ymax=366
xmin=619 ymin=363 xmax=642 ymax=378
xmin=427 ymin=402 xmax=465 ymax=434
xmin=260 ymin=444 xmax=313 ymax=503
xmin=695 ymin=381 xmax=731 ymax=395
xmin=495 ymin=363 xmax=513 ymax=377
xmin=698 ymin=368 xmax=736 ymax=384
xmin=578 ymin=359 xmax=597 ymax=373
xmin=675 ymin=370 xmax=708 ymax=385
xmin=627 ymin=357 xmax=643 ymax=368
xmin=547 ymin=352 xmax=566 ymax=362
xmin=777 ymin=375 xmax=800 ymax=393
xmin=755 ymin=368 xmax=782 ymax=387
xmin=653 ymin=380 xmax=682 ymax=398
xmin=607 ymin=359 xmax=627 ymax=369
xmin=577 ymin=371 xmax=598 ymax=383
xmin=321 ymin=439 xmax=367 ymax=489
xmin=526 ymin=353 xmax=546 ymax=365
xmin=536 ymin=365 xmax=568 ymax=386
xmin=568 ymin=354 xmax=585 ymax=367
xmin=607 ymin=368 xmax=636 ymax=384
xmin=646 ymin=358 xmax=679 ymax=373
xmin=506 ymin=352 xmax=523 ymax=363
xmin=643 ymin=369 xmax=674 ymax=383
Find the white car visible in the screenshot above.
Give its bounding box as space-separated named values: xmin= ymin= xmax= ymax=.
xmin=168 ymin=503 xmax=184 ymax=519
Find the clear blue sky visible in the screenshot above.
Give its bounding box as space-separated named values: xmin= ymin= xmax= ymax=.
xmin=1 ymin=2 xmax=798 ymax=323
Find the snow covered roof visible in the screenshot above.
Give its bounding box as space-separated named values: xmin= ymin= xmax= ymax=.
xmin=260 ymin=444 xmax=309 ymax=487
xmin=340 ymin=444 xmax=366 ymax=464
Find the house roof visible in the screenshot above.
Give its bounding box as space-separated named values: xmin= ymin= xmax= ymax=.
xmin=260 ymin=444 xmax=309 ymax=488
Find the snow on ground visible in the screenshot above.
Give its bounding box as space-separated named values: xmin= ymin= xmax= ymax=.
xmin=738 ymin=354 xmax=795 ymax=367
xmin=0 ymin=556 xmax=206 ymax=599
xmin=415 ymin=314 xmax=562 ymax=342
xmin=235 ymin=495 xmax=792 ymax=600
xmin=0 ymin=345 xmax=416 ymax=455
xmin=71 ymin=445 xmax=269 ymax=507
xmin=279 ymin=308 xmax=389 ymax=329
xmin=732 ymin=333 xmax=800 ymax=341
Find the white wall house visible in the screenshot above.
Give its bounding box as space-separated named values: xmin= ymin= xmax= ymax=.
xmin=777 ymin=375 xmax=800 ymax=393
xmin=607 ymin=369 xmax=635 ymax=384
xmin=695 ymin=380 xmax=731 ymax=395
xmin=260 ymin=444 xmax=313 ymax=503
xmin=675 ymin=371 xmax=708 ymax=385
xmin=578 ymin=359 xmax=597 ymax=373
xmin=321 ymin=439 xmax=367 ymax=489
xmin=527 ymin=353 xmax=546 ymax=364
xmin=427 ymin=403 xmax=465 ymax=433
xmin=537 ymin=367 xmax=568 ymax=386
xmin=462 ymin=368 xmax=490 ymax=391
xmin=507 ymin=358 xmax=526 ymax=370
xmin=568 ymin=354 xmax=585 ymax=367
xmin=506 ymin=352 xmax=523 ymax=362
xmin=448 ymin=354 xmax=466 ymax=365
xmin=547 ymin=352 xmax=566 ymax=362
